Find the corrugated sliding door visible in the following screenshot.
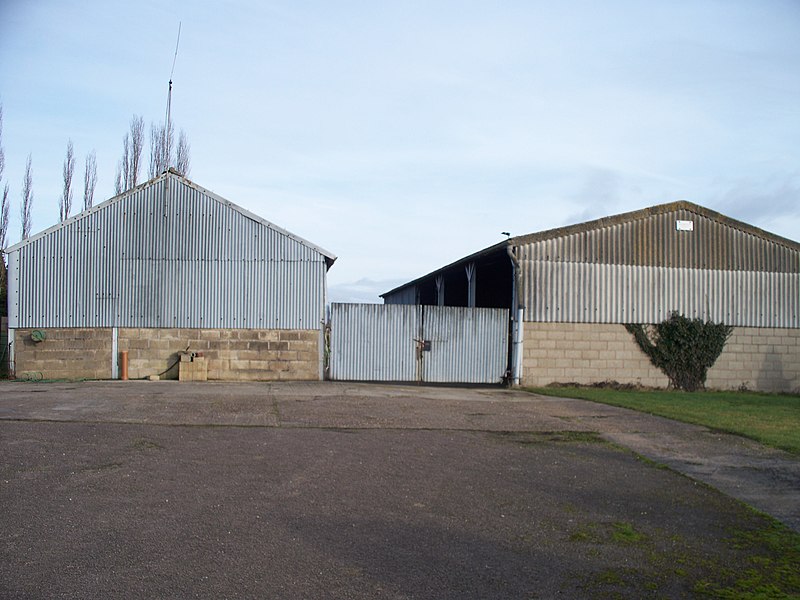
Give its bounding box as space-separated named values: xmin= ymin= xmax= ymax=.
xmin=329 ymin=303 xmax=420 ymax=382
xmin=329 ymin=303 xmax=509 ymax=384
xmin=422 ymin=306 xmax=509 ymax=384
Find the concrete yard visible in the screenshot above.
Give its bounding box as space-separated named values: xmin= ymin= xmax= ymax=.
xmin=1 ymin=381 xmax=798 ymax=599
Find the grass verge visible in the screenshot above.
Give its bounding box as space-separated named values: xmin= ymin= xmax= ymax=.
xmin=526 ymin=386 xmax=800 ymax=454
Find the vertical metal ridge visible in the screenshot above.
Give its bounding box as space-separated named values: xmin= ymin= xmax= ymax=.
xmin=422 ymin=306 xmax=509 ymax=383
xmin=329 ymin=304 xmax=509 ymax=383
xmin=521 ymin=259 xmax=798 ymax=327
xmin=7 ymin=176 xmax=329 ymax=330
xmin=329 ymin=303 xmax=419 ymax=381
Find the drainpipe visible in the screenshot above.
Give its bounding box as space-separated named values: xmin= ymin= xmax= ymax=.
xmin=507 ymin=244 xmax=524 ymax=386
xmin=111 ymin=327 xmax=119 ymax=379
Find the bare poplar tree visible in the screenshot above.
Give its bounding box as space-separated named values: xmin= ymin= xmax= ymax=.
xmin=129 ymin=115 xmax=144 ymax=186
xmin=175 ymin=129 xmax=191 ymax=176
xmin=121 ymin=134 xmax=130 ymax=190
xmin=83 ymin=150 xmax=97 ymax=210
xmin=0 ymin=180 xmax=8 ymax=315
xmin=59 ymin=139 xmax=75 ymax=222
xmin=149 ymin=121 xmax=173 ymax=178
xmin=149 ymin=121 xmax=191 ymax=177
xmin=148 ymin=123 xmax=161 ymax=178
xmin=1 ymin=184 xmax=9 ymax=248
xmin=114 ymin=163 xmax=122 ymax=195
xmin=0 ymin=104 xmax=9 ymax=315
xmin=148 ymin=123 xmax=160 ymax=179
xmin=116 ymin=115 xmax=145 ymax=193
xmin=0 ymin=186 xmax=6 ymax=318
xmin=0 ymin=103 xmax=5 ymax=191
xmin=0 ymin=104 xmax=7 ymax=247
xmin=20 ymin=154 xmax=33 ymax=240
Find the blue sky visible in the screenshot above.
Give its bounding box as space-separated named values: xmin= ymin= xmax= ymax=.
xmin=1 ymin=0 xmax=798 ymax=302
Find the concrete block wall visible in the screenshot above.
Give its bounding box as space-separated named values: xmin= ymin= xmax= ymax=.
xmin=522 ymin=322 xmax=800 ymax=393
xmin=10 ymin=327 xmax=321 ymax=381
xmin=12 ymin=328 xmax=113 ymax=380
xmin=707 ymin=327 xmax=800 ymax=393
xmin=521 ymin=323 xmax=668 ymax=389
xmin=118 ymin=328 xmax=321 ymax=381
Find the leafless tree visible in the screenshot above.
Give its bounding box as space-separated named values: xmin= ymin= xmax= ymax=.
xmin=0 ymin=184 xmax=8 ymax=248
xmin=0 ymin=181 xmax=8 ymax=314
xmin=0 ymin=103 xmax=5 ymax=189
xmin=20 ymin=154 xmax=32 ymax=240
xmin=0 ymin=103 xmax=7 ymax=248
xmin=149 ymin=121 xmax=191 ymax=177
xmin=116 ymin=115 xmax=145 ymax=193
xmin=120 ymin=134 xmax=130 ymax=191
xmin=83 ymin=150 xmax=97 ymax=210
xmin=148 ymin=123 xmax=162 ymax=178
xmin=129 ymin=115 xmax=144 ymax=187
xmin=59 ymin=139 xmax=75 ymax=222
xmin=175 ymin=129 xmax=191 ymax=176
xmin=149 ymin=121 xmax=173 ymax=178
xmin=0 ymin=104 xmax=9 ymax=314
xmin=0 ymin=183 xmax=7 ymax=317
xmin=114 ymin=162 xmax=122 ymax=195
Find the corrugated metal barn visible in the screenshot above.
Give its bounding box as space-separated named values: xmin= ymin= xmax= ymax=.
xmin=382 ymin=201 xmax=800 ymax=392
xmin=5 ymin=169 xmax=335 ymax=381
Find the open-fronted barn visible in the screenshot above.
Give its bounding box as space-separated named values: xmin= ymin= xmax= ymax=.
xmin=5 ymin=169 xmax=335 ymax=381
xmin=382 ymin=201 xmax=800 ymax=392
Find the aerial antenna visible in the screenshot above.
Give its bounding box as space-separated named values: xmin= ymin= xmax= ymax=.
xmin=170 ymin=22 xmax=182 ymax=81
xmin=164 ymin=22 xmax=182 ymax=172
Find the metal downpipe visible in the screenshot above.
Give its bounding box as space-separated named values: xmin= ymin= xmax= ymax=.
xmin=507 ymin=244 xmax=524 ymax=386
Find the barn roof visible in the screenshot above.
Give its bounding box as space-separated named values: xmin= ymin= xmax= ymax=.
xmin=381 ymin=200 xmax=800 ymax=298
xmin=510 ymin=200 xmax=799 ymax=251
xmin=5 ymin=169 xmax=337 ymax=269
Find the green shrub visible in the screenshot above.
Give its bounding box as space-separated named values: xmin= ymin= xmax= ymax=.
xmin=625 ymin=312 xmax=732 ymax=392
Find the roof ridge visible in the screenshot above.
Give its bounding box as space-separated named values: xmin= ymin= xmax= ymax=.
xmin=3 ymin=172 xmax=337 ymax=266
xmin=510 ymin=200 xmax=800 ymax=251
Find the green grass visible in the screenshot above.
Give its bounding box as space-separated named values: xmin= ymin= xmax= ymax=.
xmin=569 ymin=516 xmax=800 ymax=598
xmin=569 ymin=521 xmax=647 ymax=546
xmin=526 ymin=387 xmax=800 ymax=454
xmin=694 ymin=521 xmax=800 ymax=599
xmin=611 ymin=521 xmax=648 ymax=545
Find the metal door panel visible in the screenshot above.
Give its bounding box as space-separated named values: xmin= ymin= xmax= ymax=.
xmin=422 ymin=306 xmax=508 ymax=383
xmin=329 ymin=303 xmax=419 ymax=381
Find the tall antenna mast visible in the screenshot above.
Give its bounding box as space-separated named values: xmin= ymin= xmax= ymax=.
xmin=164 ymin=22 xmax=182 ymax=172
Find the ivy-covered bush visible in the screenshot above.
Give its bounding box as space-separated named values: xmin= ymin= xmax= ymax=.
xmin=625 ymin=312 xmax=733 ymax=392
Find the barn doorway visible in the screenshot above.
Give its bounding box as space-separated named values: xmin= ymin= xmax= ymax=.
xmin=328 ymin=303 xmax=509 ymax=384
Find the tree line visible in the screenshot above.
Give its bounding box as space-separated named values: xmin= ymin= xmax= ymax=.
xmin=0 ymin=105 xmax=190 ymax=246
xmin=0 ymin=104 xmax=190 ymax=316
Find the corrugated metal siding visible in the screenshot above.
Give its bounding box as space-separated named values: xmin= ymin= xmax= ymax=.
xmin=383 ymin=285 xmax=416 ymax=305
xmin=515 ymin=206 xmax=800 ymax=327
xmin=329 ymin=303 xmax=419 ymax=381
xmin=517 ymin=208 xmax=799 ymax=273
xmin=521 ymin=259 xmax=799 ymax=327
xmin=422 ymin=306 xmax=508 ymax=384
xmin=8 ymin=173 xmax=328 ymax=329
xmin=329 ymin=303 xmax=509 ymax=383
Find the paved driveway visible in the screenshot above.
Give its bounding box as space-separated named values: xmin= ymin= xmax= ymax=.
xmin=1 ymin=381 xmax=798 ymax=599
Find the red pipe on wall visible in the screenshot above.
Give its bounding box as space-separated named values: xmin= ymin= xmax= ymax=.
xmin=120 ymin=351 xmax=129 ymax=381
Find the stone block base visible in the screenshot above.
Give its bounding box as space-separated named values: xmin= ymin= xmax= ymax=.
xmin=521 ymin=323 xmax=800 ymax=393
xmin=179 ymin=356 xmax=208 ymax=381
xmin=11 ymin=327 xmax=322 ymax=382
